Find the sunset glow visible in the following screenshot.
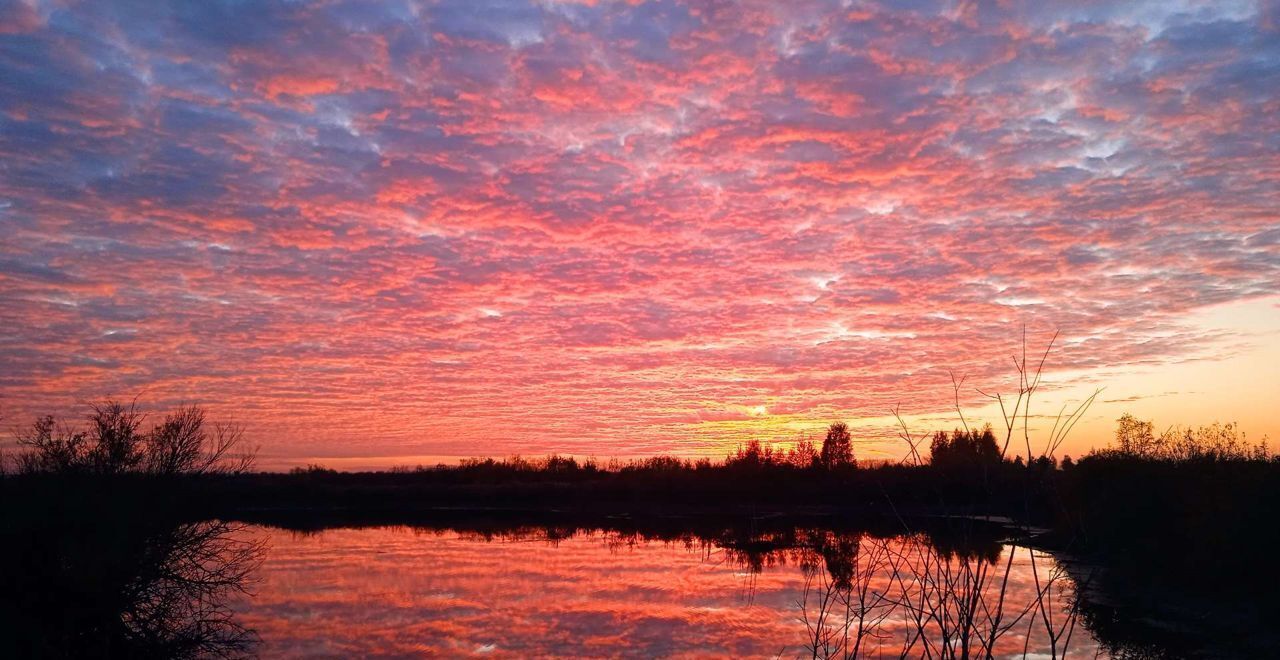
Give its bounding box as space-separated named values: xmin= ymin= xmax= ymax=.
xmin=1 ymin=0 xmax=1277 ymax=468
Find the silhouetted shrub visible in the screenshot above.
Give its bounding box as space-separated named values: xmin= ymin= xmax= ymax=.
xmin=1104 ymin=413 xmax=1269 ymax=462
xmin=14 ymin=400 xmax=254 ymax=476
xmin=289 ymin=464 xmax=338 ymax=476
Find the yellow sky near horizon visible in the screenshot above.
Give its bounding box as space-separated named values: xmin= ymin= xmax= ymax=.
xmin=893 ymin=295 xmax=1280 ymax=462
xmin=266 ymin=296 xmax=1279 ymax=471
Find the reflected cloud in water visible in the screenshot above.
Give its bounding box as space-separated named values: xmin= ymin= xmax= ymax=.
xmin=232 ymin=524 xmax=1102 ymax=658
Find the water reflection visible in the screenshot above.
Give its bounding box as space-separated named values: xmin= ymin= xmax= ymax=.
xmin=0 ymin=508 xmax=263 ymax=659
xmin=16 ymin=509 xmax=1231 ymax=658
xmin=231 ymin=523 xmax=1102 ymax=658
xmin=793 ymin=533 xmax=1083 ymax=658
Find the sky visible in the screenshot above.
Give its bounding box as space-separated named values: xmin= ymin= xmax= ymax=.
xmin=1 ymin=0 xmax=1277 ymax=470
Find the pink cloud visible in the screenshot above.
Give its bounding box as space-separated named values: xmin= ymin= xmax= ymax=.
xmin=0 ymin=0 xmax=1276 ymax=464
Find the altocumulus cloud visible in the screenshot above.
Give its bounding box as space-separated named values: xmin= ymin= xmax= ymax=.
xmin=0 ymin=0 xmax=1277 ymax=460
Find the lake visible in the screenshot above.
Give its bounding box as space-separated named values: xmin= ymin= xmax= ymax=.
xmin=230 ymin=523 xmax=1107 ymax=658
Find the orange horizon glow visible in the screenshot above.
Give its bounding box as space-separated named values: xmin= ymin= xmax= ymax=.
xmin=1 ymin=1 xmax=1278 ymax=470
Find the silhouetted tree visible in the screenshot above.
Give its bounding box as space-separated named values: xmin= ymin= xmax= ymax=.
xmin=789 ymin=439 xmax=820 ymax=469
xmin=730 ymin=439 xmax=767 ymax=467
xmin=820 ymin=423 xmax=855 ymax=469
xmin=929 ymin=425 xmax=1001 ymax=469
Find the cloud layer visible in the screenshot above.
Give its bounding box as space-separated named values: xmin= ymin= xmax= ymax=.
xmin=1 ymin=0 xmax=1277 ymax=462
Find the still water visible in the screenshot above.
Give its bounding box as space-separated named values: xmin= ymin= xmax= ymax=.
xmin=232 ymin=524 xmax=1106 ymax=658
